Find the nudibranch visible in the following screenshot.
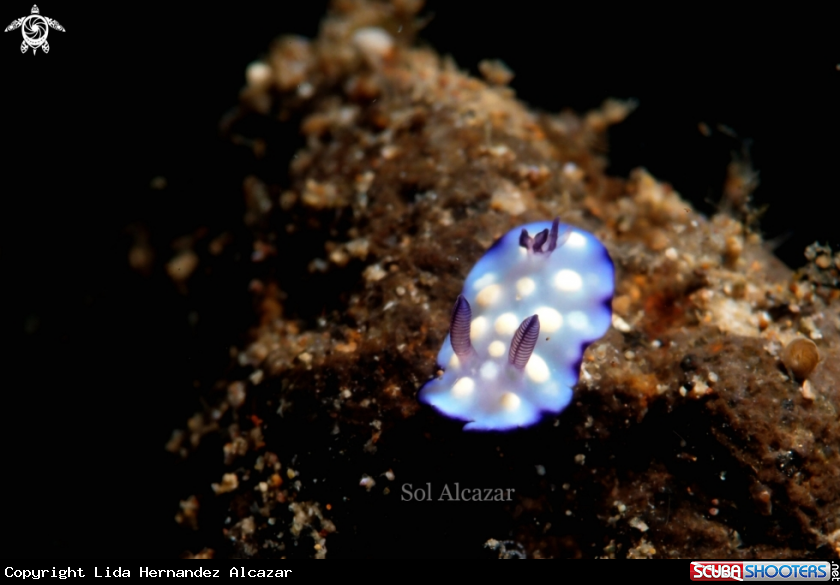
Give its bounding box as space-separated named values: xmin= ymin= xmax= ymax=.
xmin=419 ymin=218 xmax=614 ymax=430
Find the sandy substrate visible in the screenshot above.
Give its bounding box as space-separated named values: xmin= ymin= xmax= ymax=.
xmin=163 ymin=0 xmax=840 ymax=559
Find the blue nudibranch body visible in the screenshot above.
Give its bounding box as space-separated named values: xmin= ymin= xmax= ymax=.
xmin=419 ymin=219 xmax=614 ymax=431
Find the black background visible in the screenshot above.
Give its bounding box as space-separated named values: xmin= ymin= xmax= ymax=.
xmin=2 ymin=2 xmax=837 ymax=558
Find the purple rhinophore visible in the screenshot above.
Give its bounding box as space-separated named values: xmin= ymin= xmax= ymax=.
xmin=508 ymin=315 xmax=540 ymax=370
xmin=449 ymin=294 xmax=474 ymax=359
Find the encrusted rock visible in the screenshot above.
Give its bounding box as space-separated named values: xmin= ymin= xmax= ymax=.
xmin=171 ymin=0 xmax=840 ymax=559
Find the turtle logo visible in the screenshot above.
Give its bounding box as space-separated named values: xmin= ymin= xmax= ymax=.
xmin=5 ymin=5 xmax=64 ymax=54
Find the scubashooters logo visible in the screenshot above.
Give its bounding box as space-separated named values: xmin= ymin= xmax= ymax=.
xmin=690 ymin=561 xmax=836 ymax=581
xmin=5 ymin=5 xmax=65 ymax=54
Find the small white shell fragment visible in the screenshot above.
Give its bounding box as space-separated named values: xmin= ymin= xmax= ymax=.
xmin=246 ymin=61 xmax=273 ymax=90
xmin=352 ymin=27 xmax=394 ymax=65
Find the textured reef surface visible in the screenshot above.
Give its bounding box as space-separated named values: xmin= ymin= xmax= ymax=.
xmin=165 ymin=0 xmax=840 ymax=558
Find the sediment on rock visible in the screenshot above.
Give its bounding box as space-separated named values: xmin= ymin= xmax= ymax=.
xmin=170 ymin=0 xmax=840 ymax=559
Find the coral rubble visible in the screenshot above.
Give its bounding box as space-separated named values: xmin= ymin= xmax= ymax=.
xmin=171 ymin=0 xmax=840 ymax=559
